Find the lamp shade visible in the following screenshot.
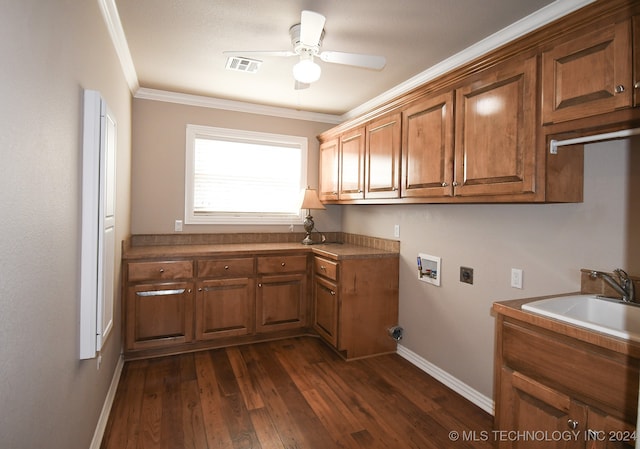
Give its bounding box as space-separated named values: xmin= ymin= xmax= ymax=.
xmin=300 ymin=187 xmax=325 ymax=210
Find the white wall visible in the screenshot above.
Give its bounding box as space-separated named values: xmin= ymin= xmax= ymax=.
xmin=342 ymin=138 xmax=637 ymax=400
xmin=0 ymin=1 xmax=131 ymax=448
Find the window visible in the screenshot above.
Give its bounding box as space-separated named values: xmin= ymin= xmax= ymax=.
xmin=185 ymin=125 xmax=308 ymax=224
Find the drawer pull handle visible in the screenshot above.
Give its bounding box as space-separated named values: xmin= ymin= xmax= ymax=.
xmin=224 ymin=265 xmax=230 ymax=270
xmin=567 ymin=419 xmax=579 ymax=430
xmin=159 ymin=268 xmax=165 ymax=273
xmin=136 ymin=288 xmax=185 ymax=297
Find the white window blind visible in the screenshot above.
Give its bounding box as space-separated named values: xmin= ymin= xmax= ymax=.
xmin=185 ymin=125 xmax=308 ymax=224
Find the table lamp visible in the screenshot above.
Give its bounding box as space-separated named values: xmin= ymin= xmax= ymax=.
xmin=300 ymin=187 xmax=325 ymax=245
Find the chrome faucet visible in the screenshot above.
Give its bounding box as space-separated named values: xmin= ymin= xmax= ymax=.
xmin=590 ymin=269 xmax=636 ymax=303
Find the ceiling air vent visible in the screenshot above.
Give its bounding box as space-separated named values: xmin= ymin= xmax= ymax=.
xmin=225 ymin=56 xmax=262 ymax=74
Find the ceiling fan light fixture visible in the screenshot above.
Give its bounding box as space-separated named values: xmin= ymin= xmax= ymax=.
xmin=293 ymin=56 xmax=321 ymax=84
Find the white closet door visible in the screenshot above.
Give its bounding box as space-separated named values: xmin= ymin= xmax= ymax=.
xmin=80 ymin=90 xmax=116 ymax=359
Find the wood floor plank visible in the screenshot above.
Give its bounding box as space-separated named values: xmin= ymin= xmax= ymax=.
xmin=138 ymin=357 xmax=173 ymax=449
xmin=194 ymin=351 xmax=234 ymax=449
xmin=208 ymin=349 xmax=261 ymax=449
xmin=226 ymin=346 xmax=264 ymax=411
xmin=101 ymin=337 xmax=494 ymax=449
xmin=100 ymin=360 xmax=148 ymax=449
xmin=248 ymin=408 xmax=287 ymax=449
xmin=180 ymin=379 xmax=208 ymax=449
xmin=160 ymin=356 xmax=185 ymax=449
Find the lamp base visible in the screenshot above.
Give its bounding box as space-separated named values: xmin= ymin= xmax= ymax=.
xmin=302 ymin=233 xmax=314 ymax=245
xmin=302 ymin=214 xmax=315 ymax=245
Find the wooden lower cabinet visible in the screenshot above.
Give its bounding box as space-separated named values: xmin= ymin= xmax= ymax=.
xmin=313 ymin=275 xmax=339 ymax=346
xmin=494 ymin=315 xmax=638 ymax=449
xmin=195 ymin=277 xmax=254 ymax=340
xmin=256 ymin=273 xmax=307 ymax=332
xmin=124 ymin=249 xmax=399 ymax=359
xmin=125 ymin=281 xmax=194 ymax=351
xmin=313 ymin=255 xmax=399 ymax=359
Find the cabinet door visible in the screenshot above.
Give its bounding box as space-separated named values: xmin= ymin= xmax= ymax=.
xmin=498 ymin=368 xmax=585 ymax=449
xmin=402 ymin=91 xmax=454 ymax=198
xmin=313 ymin=276 xmax=339 ymax=347
xmin=542 ymin=19 xmax=632 ymax=124
xmin=339 ymin=127 xmax=365 ymax=200
xmin=587 ymin=409 xmax=636 ymax=449
xmin=126 ymin=282 xmax=194 ymax=351
xmin=195 ymin=278 xmax=254 ymax=340
xmin=455 ymin=55 xmax=537 ymax=197
xmin=256 ymin=273 xmax=307 ymax=332
xmin=319 ymin=138 xmax=339 ymax=201
xmin=365 ymin=113 xmax=401 ymax=199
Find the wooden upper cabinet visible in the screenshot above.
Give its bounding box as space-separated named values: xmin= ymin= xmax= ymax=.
xmin=401 ymin=92 xmax=454 ymax=198
xmin=454 ymin=55 xmax=537 ymax=197
xmin=542 ymin=18 xmax=632 ymax=124
xmin=365 ymin=113 xmax=401 ymax=199
xmin=339 ymin=127 xmax=365 ymax=200
xmin=319 ymin=138 xmax=339 ymax=201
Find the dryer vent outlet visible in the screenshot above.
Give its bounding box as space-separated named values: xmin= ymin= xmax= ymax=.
xmin=388 ymin=326 xmax=404 ymax=341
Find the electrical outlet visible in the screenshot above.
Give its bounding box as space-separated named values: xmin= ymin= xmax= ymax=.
xmin=460 ymin=266 xmax=474 ymax=284
xmin=394 ymin=224 xmax=400 ymax=238
xmin=511 ymin=268 xmax=523 ymax=289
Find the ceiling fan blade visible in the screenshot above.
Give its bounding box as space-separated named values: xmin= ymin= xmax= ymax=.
xmin=294 ymin=80 xmax=310 ymax=90
xmin=300 ymin=10 xmax=325 ymax=46
xmin=319 ymin=51 xmax=386 ymax=70
xmin=223 ymin=50 xmax=296 ymax=57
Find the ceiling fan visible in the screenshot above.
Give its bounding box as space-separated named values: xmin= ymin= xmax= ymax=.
xmin=223 ymin=10 xmax=386 ymax=89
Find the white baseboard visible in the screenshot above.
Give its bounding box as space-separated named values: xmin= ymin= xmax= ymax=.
xmin=89 ymin=354 xmax=124 ymax=449
xmin=397 ymin=344 xmax=494 ymax=415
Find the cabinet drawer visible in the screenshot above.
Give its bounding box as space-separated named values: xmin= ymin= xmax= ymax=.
xmin=198 ymin=257 xmax=254 ymax=278
xmin=257 ymin=255 xmax=307 ymax=274
xmin=314 ymin=257 xmax=338 ymax=281
xmin=128 ymin=260 xmax=193 ymax=282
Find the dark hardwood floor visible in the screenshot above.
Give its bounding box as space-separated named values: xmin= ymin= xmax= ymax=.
xmin=101 ymin=337 xmax=493 ymax=449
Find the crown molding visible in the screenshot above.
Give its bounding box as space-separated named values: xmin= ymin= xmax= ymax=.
xmin=134 ymin=88 xmax=343 ymax=124
xmin=343 ymin=0 xmax=596 ymax=120
xmin=100 ymin=0 xmax=594 ymax=124
xmin=97 ymin=0 xmax=139 ymax=93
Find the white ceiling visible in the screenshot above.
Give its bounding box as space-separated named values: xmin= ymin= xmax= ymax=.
xmin=113 ymin=0 xmax=593 ymax=119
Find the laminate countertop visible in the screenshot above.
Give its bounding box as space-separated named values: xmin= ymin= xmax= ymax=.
xmin=122 ymin=241 xmax=399 ymax=261
xmin=493 ymin=293 xmax=640 ymax=358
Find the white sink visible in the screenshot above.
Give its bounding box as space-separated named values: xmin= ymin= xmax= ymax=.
xmin=522 ymin=294 xmax=640 ymax=342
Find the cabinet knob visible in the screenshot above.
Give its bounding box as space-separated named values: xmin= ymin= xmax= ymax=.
xmin=567 ymin=419 xmax=579 ymax=430
xmin=224 ymin=265 xmax=229 ymax=270
xmin=320 ymin=266 xmax=327 ymax=271
xmin=258 ymin=283 xmax=262 ymax=287
xmin=198 ymin=287 xmax=203 ymax=292
xmin=452 ymin=181 xmax=459 ymax=187
xmin=330 ymin=290 xmax=336 ymax=296
xmin=635 ymin=81 xmax=640 ymax=89
xmin=615 ymin=84 xmax=625 ymax=94
xmin=159 ymin=268 xmax=165 ymax=273
xmin=441 ymin=182 xmax=448 ymax=187
xmin=187 ymin=289 xmax=192 ymax=293
xmin=281 ymin=262 xmax=286 ymax=267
